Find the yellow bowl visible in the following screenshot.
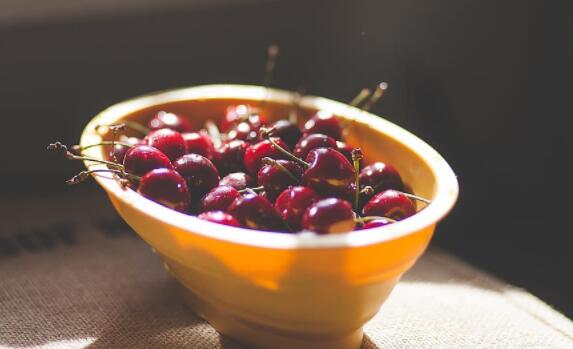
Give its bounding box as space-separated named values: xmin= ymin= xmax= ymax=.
xmin=80 ymin=85 xmax=458 ymax=349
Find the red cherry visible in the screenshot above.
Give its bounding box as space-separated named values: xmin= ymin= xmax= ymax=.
xmin=137 ymin=168 xmax=191 ymax=212
xmin=148 ymin=111 xmax=193 ymax=133
xmin=362 ymin=189 xmax=416 ymax=220
xmin=302 ymin=198 xmax=355 ymax=234
xmin=243 ymin=137 xmax=290 ymax=175
xmin=144 ymin=128 xmax=187 ymax=162
xmin=108 ymin=136 xmax=140 ymax=163
xmin=221 ymin=105 xmax=267 ymax=132
xmin=227 ymin=193 xmax=285 ymax=232
xmin=227 ymin=121 xmax=260 ymax=143
xmin=182 ymin=131 xmax=215 ymax=159
xmin=199 ymin=185 xmax=241 ymax=212
xmin=303 ymin=111 xmax=342 ymax=140
xmin=123 ymin=145 xmax=173 ymax=177
xmin=173 ymin=154 xmax=220 ymax=198
xmin=303 ymin=147 xmax=356 ymax=196
xmin=257 ymin=159 xmax=303 ymax=201
xmin=336 ymin=141 xmax=364 ymax=168
xmin=360 ymin=218 xmax=393 ymax=230
xmin=293 ymin=133 xmax=337 ymax=160
xmin=198 ymin=211 xmax=240 ymax=227
xmin=213 ymin=140 xmax=248 ymax=175
xmin=219 ymin=172 xmax=255 ymax=190
xmin=359 ymin=162 xmax=404 ymax=193
xmin=275 ymin=186 xmax=320 ymax=230
xmin=270 ymin=120 xmax=302 ymax=149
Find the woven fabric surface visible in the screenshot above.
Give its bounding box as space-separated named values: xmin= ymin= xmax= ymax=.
xmin=1 ymin=193 xmax=572 ymax=349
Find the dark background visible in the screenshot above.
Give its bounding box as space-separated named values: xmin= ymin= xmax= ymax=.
xmin=1 ymin=1 xmax=571 ymax=316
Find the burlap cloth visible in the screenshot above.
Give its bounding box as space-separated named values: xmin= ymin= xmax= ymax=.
xmin=1 ymin=193 xmax=572 ymax=349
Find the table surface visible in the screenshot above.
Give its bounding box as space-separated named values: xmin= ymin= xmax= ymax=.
xmin=1 ymin=193 xmax=572 ymax=349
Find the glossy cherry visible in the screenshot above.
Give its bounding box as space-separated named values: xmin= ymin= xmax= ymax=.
xmin=213 ymin=140 xmax=248 ymax=175
xmin=148 ymin=111 xmax=193 ymax=133
xmin=226 ymin=193 xmax=285 ymax=232
xmin=227 ymin=121 xmax=260 ymax=143
xmin=173 ymin=154 xmax=220 ymax=197
xmin=362 ymin=189 xmax=416 ymax=220
xmin=359 ymin=162 xmax=404 ymax=193
xmin=137 ymin=168 xmax=191 ymax=212
xmin=220 ymin=105 xmax=267 ymax=132
xmin=108 ymin=136 xmax=141 ymax=164
xmin=302 ymin=198 xmax=355 ymax=234
xmin=269 ymin=120 xmax=302 ymax=149
xmin=219 ymin=172 xmax=255 ymax=190
xmin=303 ymin=111 xmax=343 ymax=140
xmin=182 ymin=131 xmax=215 ymax=159
xmin=199 ymin=185 xmax=241 ymax=212
xmin=123 ymin=145 xmax=173 ymax=177
xmin=302 ymin=147 xmax=356 ymax=196
xmin=257 ymin=158 xmax=303 ymax=201
xmin=360 ymin=218 xmax=393 ymax=230
xmin=243 ymin=137 xmax=290 ymax=175
xmin=293 ymin=133 xmax=337 ymax=160
xmin=144 ymin=128 xmax=187 ymax=162
xmin=197 ymin=211 xmax=240 ymax=227
xmin=274 ymin=186 xmax=320 ymax=230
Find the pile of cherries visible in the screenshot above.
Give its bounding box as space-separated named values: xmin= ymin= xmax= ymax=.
xmin=50 ymin=104 xmax=429 ymax=234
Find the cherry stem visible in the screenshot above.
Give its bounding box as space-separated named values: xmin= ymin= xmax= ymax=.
xmin=48 ymin=142 xmax=123 ymax=169
xmin=260 ymin=128 xmax=310 ymax=169
xmin=263 ymin=44 xmax=279 ymax=89
xmin=262 ymin=157 xmax=301 ymax=184
xmin=204 ymin=120 xmax=223 ymax=148
xmin=360 ymin=186 xmax=375 ymax=196
xmin=355 ymin=216 xmax=397 ymax=224
xmin=288 ymin=86 xmax=304 ymax=124
xmin=96 ymin=121 xmax=149 ymax=135
xmin=238 ymin=186 xmax=265 ymax=194
xmin=401 ymin=192 xmax=431 ymax=205
xmin=71 ymin=141 xmax=133 ymax=154
xmin=350 ymin=88 xmax=372 ymax=107
xmin=66 ymin=169 xmax=140 ymax=185
xmin=352 ymin=148 xmax=363 ymax=209
xmin=362 ymin=82 xmax=388 ymax=112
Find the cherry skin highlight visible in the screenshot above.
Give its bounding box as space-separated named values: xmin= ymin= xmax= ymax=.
xmin=123 ymin=145 xmax=173 ymax=177
xmin=226 ymin=193 xmax=285 ymax=232
xmin=213 ymin=140 xmax=248 ymax=175
xmin=197 ymin=211 xmax=240 ymax=227
xmin=173 ymin=154 xmax=220 ymax=198
xmin=183 ymin=131 xmax=215 ymax=159
xmin=303 ymin=111 xmax=343 ymax=140
xmin=362 ymin=189 xmax=416 ymax=220
xmin=148 ymin=111 xmax=193 ymax=133
xmin=199 ymin=185 xmax=241 ymax=212
xmin=275 ymin=186 xmax=320 ymax=231
xmin=293 ymin=133 xmax=337 ymax=160
xmin=302 ymin=198 xmax=355 ymax=234
xmin=243 ymin=137 xmax=290 ymax=175
xmin=221 ymin=104 xmax=267 ymax=132
xmin=137 ymin=168 xmax=191 ymax=213
xmin=303 ymin=147 xmax=356 ymax=196
xmin=359 ymin=162 xmax=404 ymax=193
xmin=219 ymin=172 xmax=255 ymax=190
xmin=144 ymin=128 xmax=187 ymax=162
xmin=360 ymin=218 xmax=393 ymax=230
xmin=257 ymin=159 xmax=304 ymax=201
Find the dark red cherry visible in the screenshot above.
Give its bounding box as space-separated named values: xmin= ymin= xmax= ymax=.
xmin=293 ymin=133 xmax=337 ymax=160
xmin=244 ymin=137 xmax=290 ymax=175
xmin=137 ymin=168 xmax=191 ymax=212
xmin=197 ymin=211 xmax=240 ymax=227
xmin=183 ymin=131 xmax=215 ymax=159
xmin=148 ymin=111 xmax=193 ymax=133
xmin=360 ymin=218 xmax=393 ymax=230
xmin=336 ymin=141 xmax=364 ymax=168
xmin=270 ymin=120 xmax=302 ymax=149
xmin=221 ymin=105 xmax=267 ymax=132
xmin=109 ymin=136 xmax=140 ymax=163
xmin=144 ymin=128 xmax=187 ymax=162
xmin=227 ymin=121 xmax=260 ymax=143
xmin=226 ymin=193 xmax=285 ymax=232
xmin=257 ymin=159 xmax=304 ymax=201
xmin=213 ymin=140 xmax=248 ymax=175
xmin=275 ymin=186 xmax=320 ymax=230
xmin=303 ymin=111 xmax=342 ymax=140
xmin=199 ymin=185 xmax=241 ymax=212
xmin=359 ymin=162 xmax=404 ymax=193
xmin=303 ymin=148 xmax=356 ymax=196
xmin=339 ymin=183 xmax=374 ymax=210
xmin=123 ymin=145 xmax=173 ymax=177
xmin=219 ymin=172 xmax=255 ymax=190
xmin=302 ymin=198 xmax=355 ymax=234
xmin=173 ymin=154 xmax=220 ymax=198
xmin=362 ymin=189 xmax=416 ymax=220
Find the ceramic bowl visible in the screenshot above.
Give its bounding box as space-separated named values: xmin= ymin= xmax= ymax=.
xmin=80 ymin=85 xmax=458 ymax=349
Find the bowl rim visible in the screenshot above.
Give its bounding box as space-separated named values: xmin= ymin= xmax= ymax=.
xmin=80 ymin=84 xmax=458 ymax=249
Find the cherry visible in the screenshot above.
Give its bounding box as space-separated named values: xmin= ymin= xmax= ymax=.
xmin=110 ymin=136 xmax=141 ymax=164
xmin=227 ymin=121 xmax=260 ymax=143
xmin=303 ymin=111 xmax=343 ymax=140
xmin=303 ymin=147 xmax=356 ymax=196
xmin=243 ymin=137 xmax=290 ymax=175
xmin=269 ymin=120 xmax=302 ymax=149
xmin=336 ymin=141 xmax=364 ymax=168
xmin=275 ymin=186 xmax=320 ymax=231
xmin=197 ymin=211 xmax=240 ymax=227
xmin=199 ymin=185 xmax=241 ymax=212
xmin=219 ymin=172 xmax=255 ymax=190
xmin=360 ymin=218 xmax=394 ymax=230
xmin=148 ymin=111 xmax=193 ymax=133
xmin=293 ymin=133 xmax=337 ymax=160
xmin=144 ymin=128 xmax=187 ymax=162
xmin=226 ymin=193 xmax=286 ymax=232
xmin=213 ymin=139 xmax=248 ymax=175
xmin=257 ymin=158 xmax=303 ymax=201
xmin=220 ymin=105 xmax=267 ymax=132
xmin=137 ymin=168 xmax=191 ymax=212
xmin=173 ymin=154 xmax=220 ymax=198
xmin=123 ymin=145 xmax=173 ymax=177
xmin=362 ymin=189 xmax=416 ymax=220
xmin=182 ymin=131 xmax=215 ymax=159
xmin=359 ymin=162 xmax=404 ymax=193
xmin=302 ymin=198 xmax=355 ymax=234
